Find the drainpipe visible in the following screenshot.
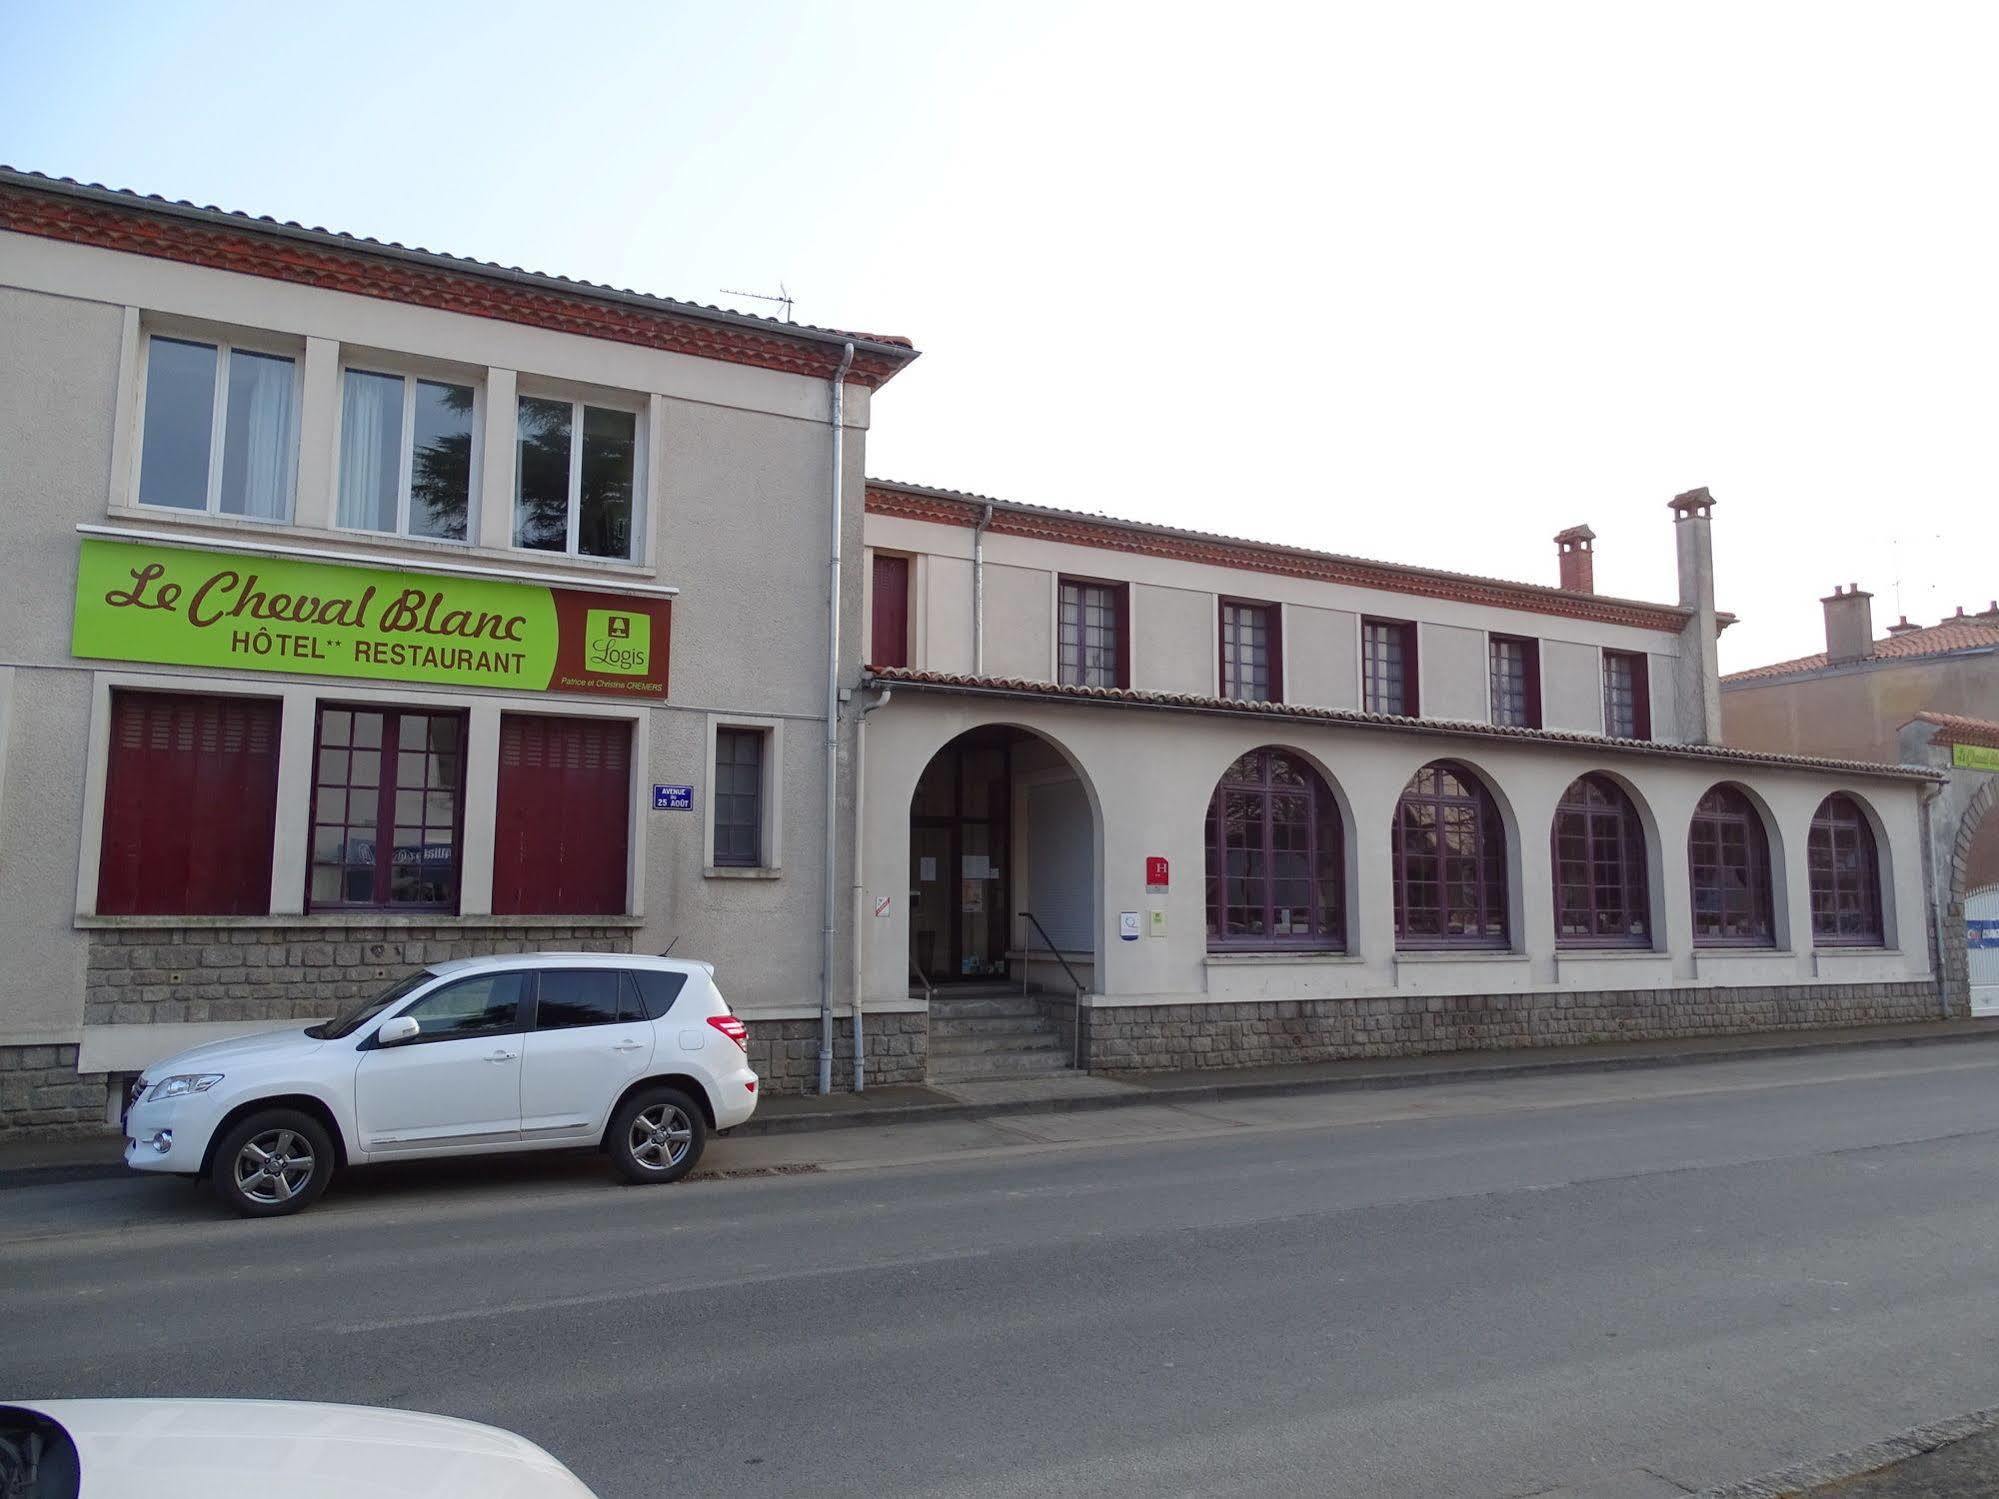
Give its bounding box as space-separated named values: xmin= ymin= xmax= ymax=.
xmin=819 ymin=341 xmax=854 ymax=1095
xmin=1919 ymin=777 xmax=1952 ymax=1018
xmin=850 ymin=684 xmax=894 ymax=1091
xmin=973 ymin=502 xmax=994 ymax=674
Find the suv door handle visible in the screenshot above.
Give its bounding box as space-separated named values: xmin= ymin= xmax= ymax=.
xmin=613 ymin=1040 xmax=645 ymax=1053
xmin=485 ymin=1049 xmax=517 ymax=1063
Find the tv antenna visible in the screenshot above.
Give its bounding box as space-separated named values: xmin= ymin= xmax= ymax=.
xmin=721 ymin=283 xmax=794 ymax=322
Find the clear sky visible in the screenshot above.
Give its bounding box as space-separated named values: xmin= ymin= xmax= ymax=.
xmin=4 ymin=1 xmax=1991 ymax=671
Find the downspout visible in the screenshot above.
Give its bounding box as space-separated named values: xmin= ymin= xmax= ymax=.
xmin=973 ymin=502 xmax=994 ymax=674
xmin=1919 ymin=777 xmax=1952 ymax=1018
xmin=819 ymin=341 xmax=854 ymax=1095
xmin=850 ymin=683 xmax=894 ymax=1091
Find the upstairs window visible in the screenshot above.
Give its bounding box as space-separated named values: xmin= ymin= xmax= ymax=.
xmin=1220 ymin=599 xmax=1281 ymax=702
xmin=1808 ymin=793 xmax=1884 ymax=946
xmin=870 ymin=553 xmax=911 ymax=669
xmin=1489 ymin=635 xmax=1541 ymax=728
xmin=1392 ymin=761 xmax=1506 ymax=948
xmin=138 ymin=334 xmax=299 ymax=521
xmin=514 ymin=395 xmax=640 ymax=560
xmin=1602 ymin=650 xmax=1651 ymax=739
xmin=1363 ymin=618 xmax=1419 ymax=716
xmin=1689 ymin=785 xmax=1776 ymax=947
xmin=1058 ymin=578 xmax=1128 ymax=689
xmin=337 ymin=368 xmax=477 ymax=541
xmin=1551 ymin=774 xmax=1650 ymax=947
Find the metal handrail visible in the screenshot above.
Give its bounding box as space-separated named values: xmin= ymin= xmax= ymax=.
xmin=908 ymin=958 xmax=934 ymax=1005
xmin=1018 ymin=911 xmax=1085 ymax=1069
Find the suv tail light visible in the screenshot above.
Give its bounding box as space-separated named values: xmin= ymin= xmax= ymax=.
xmin=707 ymin=1014 xmax=748 ymax=1051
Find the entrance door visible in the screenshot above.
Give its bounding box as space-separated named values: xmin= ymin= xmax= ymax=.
xmin=910 ymin=731 xmax=1012 ymax=986
xmin=1971 ymin=885 xmax=1999 ymax=1017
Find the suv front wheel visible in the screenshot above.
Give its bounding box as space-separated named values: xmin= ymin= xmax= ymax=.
xmin=608 ymin=1086 xmax=706 ymax=1185
xmin=210 ymin=1108 xmax=335 ymax=1217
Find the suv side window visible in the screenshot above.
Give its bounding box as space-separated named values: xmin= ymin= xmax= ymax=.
xmin=626 ymin=969 xmax=689 ymax=1021
xmin=534 ymin=969 xmax=626 ymax=1031
xmin=397 ymin=973 xmax=528 ymax=1043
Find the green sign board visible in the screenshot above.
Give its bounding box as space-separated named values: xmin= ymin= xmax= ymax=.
xmin=71 ymin=539 xmax=670 ymax=699
xmin=1953 ymin=742 xmax=1999 ymax=773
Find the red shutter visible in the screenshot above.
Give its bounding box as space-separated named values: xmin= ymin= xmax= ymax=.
xmin=492 ymin=714 xmax=632 ymax=915
xmin=871 ymin=554 xmax=909 ymax=668
xmin=98 ymin=692 xmax=280 ymax=915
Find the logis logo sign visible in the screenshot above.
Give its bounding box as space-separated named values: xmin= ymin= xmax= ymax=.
xmin=585 ymin=609 xmax=651 ymax=675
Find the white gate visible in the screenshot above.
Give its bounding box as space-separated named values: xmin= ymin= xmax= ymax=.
xmin=1970 ymin=884 xmax=1999 ymax=1016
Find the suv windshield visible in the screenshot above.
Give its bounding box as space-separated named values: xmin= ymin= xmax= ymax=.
xmin=306 ymin=971 xmax=434 ymax=1040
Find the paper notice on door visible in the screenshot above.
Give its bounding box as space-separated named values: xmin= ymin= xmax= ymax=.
xmin=919 ymin=857 xmax=937 ymax=881
xmin=963 ymin=854 xmax=993 ymax=879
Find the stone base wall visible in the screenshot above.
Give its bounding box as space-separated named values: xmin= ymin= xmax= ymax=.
xmin=745 ymin=1013 xmax=928 ymax=1094
xmin=0 ymin=1045 xmax=111 ymax=1138
xmin=1082 ymin=981 xmax=1945 ymax=1073
xmin=83 ymin=923 xmax=637 ymax=1028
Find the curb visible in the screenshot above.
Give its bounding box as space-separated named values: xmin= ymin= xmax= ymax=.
xmin=4 ymin=1024 xmax=1994 ymax=1190
xmin=730 ymin=1023 xmax=1999 ymax=1139
xmin=1692 ymin=1405 xmax=1999 ymax=1497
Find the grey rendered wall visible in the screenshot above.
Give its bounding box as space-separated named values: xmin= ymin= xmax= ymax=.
xmin=1284 ymin=605 xmax=1359 ymax=710
xmin=1134 ymin=584 xmax=1214 ymax=696
xmin=982 ymin=564 xmax=1052 ymax=680
xmin=1541 ymin=640 xmax=1603 ymax=733
xmin=1420 ymin=622 xmax=1487 ymax=721
xmin=0 ymin=287 xmax=121 ymax=1042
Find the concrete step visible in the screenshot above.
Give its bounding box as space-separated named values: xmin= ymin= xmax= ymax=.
xmin=930 ymin=1031 xmax=1065 ymax=1057
xmin=927 ymin=996 xmax=1049 ymax=1021
xmin=930 ymin=1012 xmax=1064 ymax=1038
xmin=928 ymin=1050 xmax=1076 ymax=1080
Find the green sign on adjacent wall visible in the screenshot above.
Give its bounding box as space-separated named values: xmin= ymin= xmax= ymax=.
xmin=71 ymin=538 xmax=670 ymax=699
xmin=1953 ymin=742 xmax=1999 ymax=773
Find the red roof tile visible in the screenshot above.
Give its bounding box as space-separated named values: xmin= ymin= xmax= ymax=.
xmin=1724 ymin=618 xmax=1999 ymax=684
xmin=1906 ymin=711 xmax=1999 ymax=749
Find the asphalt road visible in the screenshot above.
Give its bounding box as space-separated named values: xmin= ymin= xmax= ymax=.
xmin=7 ymin=1046 xmax=1999 ymax=1499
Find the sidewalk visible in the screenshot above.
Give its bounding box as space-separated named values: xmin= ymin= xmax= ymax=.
xmin=1695 ymin=1407 xmax=1999 ymax=1497
xmin=10 ymin=1017 xmax=1993 ymax=1190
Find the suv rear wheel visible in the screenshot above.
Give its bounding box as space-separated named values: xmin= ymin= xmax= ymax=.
xmin=210 ymin=1108 xmax=335 ymax=1217
xmin=608 ymin=1086 xmax=705 ymax=1185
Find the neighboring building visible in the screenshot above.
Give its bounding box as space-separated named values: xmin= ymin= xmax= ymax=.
xmin=0 ymin=168 xmax=917 ymax=1133
xmin=1723 ymin=586 xmax=1999 ymax=1014
xmin=0 ymin=168 xmax=1957 ymax=1137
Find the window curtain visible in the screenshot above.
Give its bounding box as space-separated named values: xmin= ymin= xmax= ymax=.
xmin=338 ymin=371 xmax=403 ymax=531
xmin=222 ymin=352 xmax=298 ymax=521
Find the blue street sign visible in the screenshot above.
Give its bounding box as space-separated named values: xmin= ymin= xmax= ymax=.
xmin=653 ymin=784 xmax=694 ymax=811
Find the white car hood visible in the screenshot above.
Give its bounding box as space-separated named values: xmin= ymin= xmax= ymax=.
xmin=142 ymin=1027 xmax=329 ymax=1076
xmin=22 ymin=1398 xmax=596 ymax=1498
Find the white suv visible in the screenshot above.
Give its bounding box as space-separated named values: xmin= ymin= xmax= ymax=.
xmin=122 ymin=953 xmax=758 ymax=1217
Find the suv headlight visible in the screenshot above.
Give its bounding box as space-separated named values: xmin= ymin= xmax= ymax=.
xmin=146 ymin=1073 xmax=225 ymax=1102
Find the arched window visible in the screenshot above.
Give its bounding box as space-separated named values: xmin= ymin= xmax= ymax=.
xmin=1205 ymin=748 xmax=1344 ymax=950
xmin=1809 ymin=793 xmax=1883 ymax=946
xmin=1688 ymin=785 xmax=1775 ymax=946
xmin=1551 ymin=774 xmax=1650 ymax=947
xmin=1393 ymin=761 xmax=1507 ymax=948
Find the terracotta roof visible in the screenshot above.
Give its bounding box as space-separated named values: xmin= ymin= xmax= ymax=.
xmin=0 ymin=166 xmax=919 ymax=388
xmin=865 ymin=667 xmax=1941 ymax=781
xmin=867 ymin=479 xmax=1714 ymax=634
xmin=1725 ymin=617 xmax=1999 ymax=684
xmin=1906 ymin=712 xmax=1999 ymax=750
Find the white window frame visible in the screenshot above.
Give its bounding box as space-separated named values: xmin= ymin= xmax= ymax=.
xmin=332 ymin=362 xmax=486 ymax=545
xmin=702 ymin=714 xmax=784 ymax=878
xmin=511 ymin=387 xmax=648 ymax=562
xmin=134 ymin=329 xmax=304 ymax=523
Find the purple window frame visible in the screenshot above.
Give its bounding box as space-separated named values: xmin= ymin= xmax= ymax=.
xmin=1220 ymin=599 xmax=1281 ymax=702
xmin=1489 ymin=635 xmax=1541 ymax=729
xmin=1393 ymin=761 xmax=1507 ymax=948
xmin=1551 ymin=775 xmax=1651 ymax=948
xmin=1689 ymin=785 xmax=1776 ymax=947
xmin=1058 ymin=578 xmax=1127 ymax=688
xmin=1808 ymin=794 xmax=1884 ymax=946
xmin=1204 ymin=748 xmax=1344 ymax=951
xmin=1603 ymin=650 xmax=1651 ymax=739
xmin=307 ymin=705 xmax=465 ymax=912
xmin=1363 ymin=618 xmax=1418 ymax=716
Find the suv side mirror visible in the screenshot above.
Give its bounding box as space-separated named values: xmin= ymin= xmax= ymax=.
xmin=376 ymin=1015 xmax=420 ymax=1046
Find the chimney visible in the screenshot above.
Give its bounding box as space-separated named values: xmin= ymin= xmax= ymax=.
xmin=1667 ymin=487 xmax=1720 ymax=744
xmin=1885 ymin=614 xmax=1922 ymax=635
xmin=1977 ymin=600 xmax=1999 ymax=622
xmin=1821 ymin=583 xmax=1875 ymax=664
xmin=1554 ymin=525 xmax=1596 ymax=593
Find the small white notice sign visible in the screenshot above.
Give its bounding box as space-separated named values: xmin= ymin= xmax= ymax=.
xmin=1118 ymin=910 xmax=1141 ymax=942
